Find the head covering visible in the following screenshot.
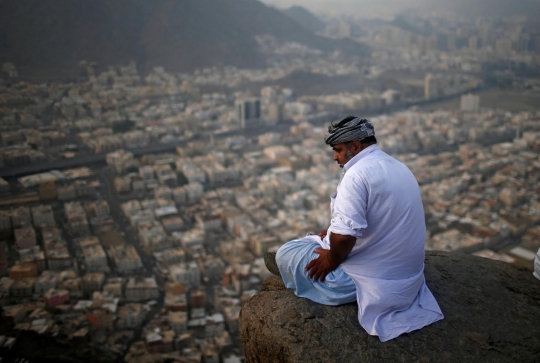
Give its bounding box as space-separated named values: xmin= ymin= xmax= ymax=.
xmin=324 ymin=117 xmax=375 ymax=146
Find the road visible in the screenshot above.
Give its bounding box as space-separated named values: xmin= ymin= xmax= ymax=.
xmin=97 ymin=166 xmax=166 ymax=344
xmin=0 ymin=122 xmax=292 ymax=179
xmin=0 ymin=140 xmax=189 ymax=179
xmin=0 ymin=87 xmax=490 ymax=180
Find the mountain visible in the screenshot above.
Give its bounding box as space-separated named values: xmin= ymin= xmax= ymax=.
xmin=263 ymin=0 xmax=540 ymax=19
xmin=0 ymin=0 xmax=369 ymax=78
xmin=282 ymin=6 xmax=325 ymax=33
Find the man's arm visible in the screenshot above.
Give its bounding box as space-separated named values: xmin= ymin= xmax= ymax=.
xmin=307 ymin=174 xmax=367 ymax=282
xmin=306 ymin=232 xmax=356 ymax=282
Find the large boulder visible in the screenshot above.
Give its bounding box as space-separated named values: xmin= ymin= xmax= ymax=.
xmin=239 ymin=251 xmax=540 ymax=363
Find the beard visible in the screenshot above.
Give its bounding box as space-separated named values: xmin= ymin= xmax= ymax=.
xmin=339 ymin=148 xmax=355 ymax=168
xmin=345 ymin=148 xmax=355 ymax=163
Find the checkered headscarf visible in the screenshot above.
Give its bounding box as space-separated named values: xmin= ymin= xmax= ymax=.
xmin=324 ymin=117 xmax=375 ymax=146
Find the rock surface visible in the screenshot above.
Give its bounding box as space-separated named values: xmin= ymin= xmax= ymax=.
xmin=239 ymin=251 xmax=540 ymax=363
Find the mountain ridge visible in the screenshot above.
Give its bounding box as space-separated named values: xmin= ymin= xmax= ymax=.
xmin=0 ymin=0 xmax=369 ymax=78
xmin=282 ymin=5 xmax=326 ymax=33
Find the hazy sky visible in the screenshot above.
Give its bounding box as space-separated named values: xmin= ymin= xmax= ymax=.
xmin=260 ymin=0 xmax=425 ymax=17
xmin=261 ymin=0 xmax=540 ymax=19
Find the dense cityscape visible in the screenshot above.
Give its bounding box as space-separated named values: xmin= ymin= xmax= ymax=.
xmin=1 ymin=4 xmax=540 ymax=363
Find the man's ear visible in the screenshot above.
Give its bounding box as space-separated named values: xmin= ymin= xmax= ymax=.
xmin=353 ymin=140 xmax=363 ymax=153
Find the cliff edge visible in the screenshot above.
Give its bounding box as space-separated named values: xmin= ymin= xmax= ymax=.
xmin=239 ymin=251 xmax=540 ymax=363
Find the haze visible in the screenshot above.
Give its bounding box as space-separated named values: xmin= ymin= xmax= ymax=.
xmin=261 ymin=0 xmax=426 ymax=17
xmin=261 ymin=0 xmax=540 ymax=19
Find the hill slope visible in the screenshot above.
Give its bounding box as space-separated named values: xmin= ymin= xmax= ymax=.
xmin=282 ymin=6 xmax=326 ymax=33
xmin=0 ymin=0 xmax=369 ymax=77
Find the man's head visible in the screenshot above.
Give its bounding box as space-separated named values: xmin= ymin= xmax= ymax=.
xmin=324 ymin=116 xmax=377 ymax=168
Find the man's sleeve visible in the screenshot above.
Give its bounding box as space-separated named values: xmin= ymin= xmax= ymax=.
xmin=328 ymin=174 xmax=367 ymax=239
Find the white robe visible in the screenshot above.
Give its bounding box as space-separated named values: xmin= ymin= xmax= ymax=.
xmin=318 ymin=145 xmax=444 ymax=342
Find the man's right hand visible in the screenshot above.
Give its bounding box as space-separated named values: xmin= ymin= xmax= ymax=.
xmin=306 ymin=248 xmax=339 ymax=282
xmin=318 ymin=230 xmax=327 ymax=239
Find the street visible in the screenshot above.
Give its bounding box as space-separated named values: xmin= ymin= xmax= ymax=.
xmin=97 ymin=166 xmax=166 ymax=345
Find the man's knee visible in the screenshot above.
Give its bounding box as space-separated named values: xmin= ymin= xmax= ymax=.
xmin=276 ymin=243 xmax=288 ymax=264
xmin=276 ymin=240 xmax=298 ymax=264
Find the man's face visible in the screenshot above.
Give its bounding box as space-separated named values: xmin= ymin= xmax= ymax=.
xmin=332 ymin=142 xmax=356 ymax=168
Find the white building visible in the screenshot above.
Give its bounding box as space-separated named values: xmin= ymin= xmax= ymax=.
xmin=110 ymin=245 xmax=143 ymax=274
xmin=31 ymin=205 xmax=56 ymax=228
xmin=139 ymin=165 xmax=155 ymax=180
xmin=83 ymin=244 xmax=109 ymax=273
xmin=184 ymin=182 xmax=204 ymax=204
xmin=196 ymin=214 xmax=222 ymax=232
xmin=181 ymin=162 xmax=206 ymax=184
xmin=125 ymin=277 xmax=159 ymax=302
xmin=180 ymin=229 xmax=205 ymax=249
xmin=170 ymin=262 xmax=200 ymax=288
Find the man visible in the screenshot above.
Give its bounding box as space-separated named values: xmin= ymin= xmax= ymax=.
xmin=265 ymin=116 xmax=444 ymax=342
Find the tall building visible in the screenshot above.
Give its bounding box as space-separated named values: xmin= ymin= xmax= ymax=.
xmin=235 ymin=98 xmax=261 ymax=128
xmin=518 ymin=35 xmax=531 ymax=52
xmin=266 ymin=103 xmax=283 ymax=123
xmin=424 ymin=74 xmax=440 ymax=100
xmin=460 ymin=94 xmax=480 ymax=112
xmin=468 ymin=36 xmax=479 ymax=51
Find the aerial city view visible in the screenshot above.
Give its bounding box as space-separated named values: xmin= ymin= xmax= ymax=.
xmin=0 ymin=0 xmax=539 ymax=362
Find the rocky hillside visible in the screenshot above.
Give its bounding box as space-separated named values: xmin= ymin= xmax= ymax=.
xmin=240 ymin=251 xmax=540 ymax=363
xmin=0 ymin=0 xmax=368 ymax=77
xmin=282 ymin=6 xmax=326 ymax=33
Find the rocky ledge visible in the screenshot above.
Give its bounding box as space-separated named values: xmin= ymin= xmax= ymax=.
xmin=239 ymin=251 xmax=540 ymax=363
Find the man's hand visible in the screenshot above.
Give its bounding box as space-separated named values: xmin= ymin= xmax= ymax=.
xmin=318 ymin=230 xmax=327 ymax=239
xmin=305 ymin=248 xmax=339 ymax=282
xmin=306 ymin=233 xmax=357 ymax=282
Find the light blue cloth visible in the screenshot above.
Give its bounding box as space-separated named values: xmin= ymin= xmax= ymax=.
xmin=277 ymin=239 xmax=356 ymax=306
xmin=277 ymin=145 xmax=444 ymax=342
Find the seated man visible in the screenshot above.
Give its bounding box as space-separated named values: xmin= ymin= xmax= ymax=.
xmin=266 ymin=116 xmax=444 ymax=342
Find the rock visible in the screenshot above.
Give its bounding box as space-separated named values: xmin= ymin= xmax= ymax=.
xmin=239 ymin=251 xmax=540 ymax=363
